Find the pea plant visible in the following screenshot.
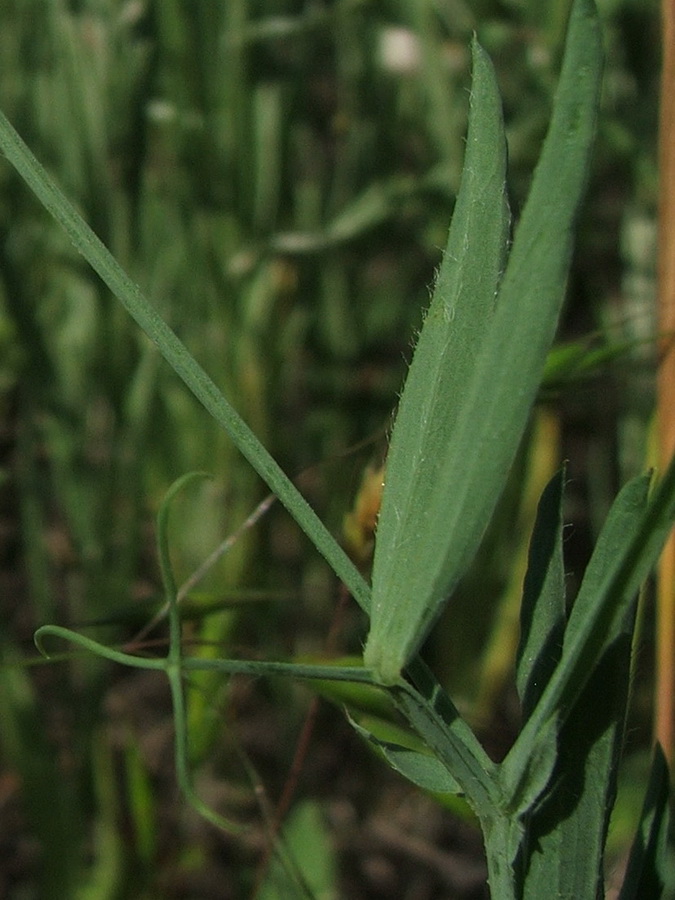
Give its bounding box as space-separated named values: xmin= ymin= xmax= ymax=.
xmin=1 ymin=0 xmax=673 ymax=896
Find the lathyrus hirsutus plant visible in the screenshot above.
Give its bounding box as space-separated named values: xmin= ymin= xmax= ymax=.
xmin=3 ymin=0 xmax=674 ymax=897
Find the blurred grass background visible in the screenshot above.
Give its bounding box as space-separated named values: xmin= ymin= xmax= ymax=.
xmin=0 ymin=0 xmax=661 ymax=898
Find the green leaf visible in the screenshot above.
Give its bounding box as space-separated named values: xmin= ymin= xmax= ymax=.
xmin=392 ymin=659 xmax=500 ymax=819
xmin=618 ymin=745 xmax=675 ymax=900
xmin=562 ymin=475 xmax=656 ymax=672
xmin=365 ymin=0 xmax=602 ymax=686
xmin=503 ymin=476 xmax=650 ymax=784
xmin=502 ymin=715 xmax=559 ymax=820
xmin=348 ymin=713 xmax=462 ymax=795
xmin=518 ymin=636 xmax=634 ymax=900
xmin=516 ymin=470 xmax=567 ymax=718
xmin=364 ymin=36 xmax=511 ymax=685
xmin=513 ymin=470 xmax=639 ymax=899
xmin=503 ymin=456 xmax=675 ymax=823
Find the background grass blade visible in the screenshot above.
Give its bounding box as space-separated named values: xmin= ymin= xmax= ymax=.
xmin=0 ymin=108 xmax=371 ymax=616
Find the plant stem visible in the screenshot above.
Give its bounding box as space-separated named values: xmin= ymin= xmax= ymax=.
xmin=656 ymin=0 xmax=675 ymax=763
xmin=481 ymin=817 xmax=521 ymax=900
